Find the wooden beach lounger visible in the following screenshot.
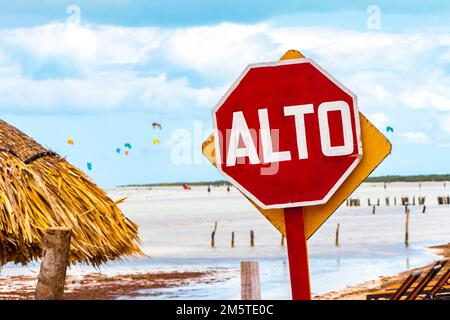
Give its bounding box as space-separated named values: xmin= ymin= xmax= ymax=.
xmin=367 ymin=260 xmax=449 ymax=300
xmin=404 ymin=264 xmax=443 ymax=300
xmin=366 ymin=272 xmax=421 ymax=300
xmin=424 ymin=267 xmax=450 ymax=300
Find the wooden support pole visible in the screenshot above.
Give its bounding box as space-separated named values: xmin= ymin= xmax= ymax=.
xmin=368 ymin=198 xmax=371 ymax=206
xmin=422 ymin=205 xmax=426 ymax=214
xmin=372 ymin=205 xmax=376 ymax=215
xmin=377 ymin=198 xmax=380 ymax=206
xmin=335 ymin=223 xmax=340 ymax=247
xmin=35 ymin=227 xmax=72 ymax=300
xmin=281 ymin=235 xmax=285 ymax=247
xmin=394 ymin=197 xmax=397 ymax=205
xmin=231 ymin=231 xmax=235 ymax=248
xmin=405 ymin=208 xmax=410 ymax=247
xmin=250 ymin=230 xmax=255 ymax=247
xmin=240 ymin=261 xmax=261 ymax=300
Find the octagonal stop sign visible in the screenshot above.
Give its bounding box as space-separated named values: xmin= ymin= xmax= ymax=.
xmin=213 ymin=59 xmax=362 ymax=209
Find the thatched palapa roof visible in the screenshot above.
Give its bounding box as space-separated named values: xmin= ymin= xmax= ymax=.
xmin=0 ymin=120 xmax=143 ymax=266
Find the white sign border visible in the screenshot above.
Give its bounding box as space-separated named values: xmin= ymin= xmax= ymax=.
xmin=212 ymin=58 xmax=363 ymax=209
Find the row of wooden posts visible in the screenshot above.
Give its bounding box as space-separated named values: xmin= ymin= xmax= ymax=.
xmin=347 ymin=196 xmax=427 ymax=207
xmin=437 ymin=196 xmax=450 ymax=205
xmin=211 ymin=222 xmax=261 ymax=248
xmin=214 ymin=204 xmax=415 ymax=249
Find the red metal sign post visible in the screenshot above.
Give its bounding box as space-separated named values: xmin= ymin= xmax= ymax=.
xmin=284 ymin=207 xmax=311 ymax=300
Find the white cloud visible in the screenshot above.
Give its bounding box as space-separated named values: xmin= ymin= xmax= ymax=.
xmin=399 ymin=88 xmax=450 ymax=111
xmin=398 ymin=131 xmax=432 ymax=144
xmin=440 ymin=114 xmax=450 ymax=134
xmin=367 ymin=112 xmax=389 ymax=130
xmin=0 ymin=72 xmax=224 ymax=113
xmin=1 ymin=21 xmax=450 ymax=120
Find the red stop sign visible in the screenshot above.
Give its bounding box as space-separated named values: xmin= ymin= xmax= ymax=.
xmin=213 ymin=59 xmax=362 ymax=209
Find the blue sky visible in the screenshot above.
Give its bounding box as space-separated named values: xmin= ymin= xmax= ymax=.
xmin=1 ymin=1 xmax=450 ymax=187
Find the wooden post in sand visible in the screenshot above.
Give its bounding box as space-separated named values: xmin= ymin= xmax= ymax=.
xmin=281 ymin=235 xmax=285 ymax=247
xmin=404 ymin=208 xmax=410 ymax=247
xmin=335 ymin=223 xmax=340 ymax=247
xmin=372 ymin=205 xmax=376 ymax=215
xmin=211 ymin=221 xmax=218 ymax=247
xmin=231 ymin=232 xmax=235 ymax=248
xmin=422 ymin=205 xmax=426 ymax=214
xmin=35 ymin=227 xmax=72 ymax=300
xmin=241 ymin=261 xmax=261 ymax=300
xmin=250 ymin=230 xmax=255 ymax=247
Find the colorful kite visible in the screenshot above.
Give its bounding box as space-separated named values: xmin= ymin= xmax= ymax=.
xmin=152 ymin=122 xmax=162 ymax=130
xmin=67 ymin=139 xmax=74 ymax=145
xmin=87 ymin=162 xmax=92 ymax=171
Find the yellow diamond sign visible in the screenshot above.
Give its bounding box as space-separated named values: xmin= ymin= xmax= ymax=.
xmin=202 ymin=49 xmax=391 ymax=239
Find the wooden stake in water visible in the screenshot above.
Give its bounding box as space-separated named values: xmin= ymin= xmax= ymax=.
xmin=231 ymin=231 xmax=235 ymax=248
xmin=335 ymin=223 xmax=340 ymax=247
xmin=405 ymin=208 xmax=410 ymax=247
xmin=240 ymin=261 xmax=261 ymax=300
xmin=211 ymin=221 xmax=218 ymax=247
xmin=422 ymin=205 xmax=426 ymax=214
xmin=372 ymin=205 xmax=376 ymax=215
xmin=35 ymin=227 xmax=72 ymax=300
xmin=250 ymin=230 xmax=255 ymax=247
xmin=281 ymin=235 xmax=285 ymax=247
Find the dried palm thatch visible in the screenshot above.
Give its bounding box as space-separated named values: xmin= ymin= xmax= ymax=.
xmin=0 ymin=119 xmax=143 ymax=266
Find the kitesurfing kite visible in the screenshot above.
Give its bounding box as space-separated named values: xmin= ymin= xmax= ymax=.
xmin=182 ymin=184 xmax=191 ymax=190
xmin=152 ymin=139 xmax=160 ymax=144
xmin=152 ymin=122 xmax=162 ymax=130
xmin=386 ymin=126 xmax=394 ymax=133
xmin=67 ymin=139 xmax=74 ymax=145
